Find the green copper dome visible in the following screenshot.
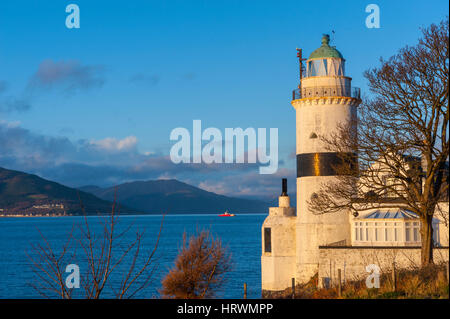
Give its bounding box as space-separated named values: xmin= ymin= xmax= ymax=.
xmin=308 ymin=34 xmax=344 ymax=60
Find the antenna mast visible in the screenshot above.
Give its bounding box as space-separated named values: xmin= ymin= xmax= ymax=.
xmin=296 ymin=48 xmax=307 ymax=90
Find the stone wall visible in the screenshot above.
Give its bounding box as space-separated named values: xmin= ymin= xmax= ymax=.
xmin=261 ymin=197 xmax=297 ymax=292
xmin=318 ymin=246 xmax=449 ymax=288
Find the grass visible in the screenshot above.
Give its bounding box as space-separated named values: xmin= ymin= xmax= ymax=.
xmin=263 ymin=263 xmax=449 ymax=299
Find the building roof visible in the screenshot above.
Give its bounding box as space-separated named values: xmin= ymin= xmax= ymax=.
xmin=308 ymin=34 xmax=344 ymax=60
xmin=358 ymin=208 xmax=418 ymax=219
xmin=356 ymin=208 xmax=441 ymax=223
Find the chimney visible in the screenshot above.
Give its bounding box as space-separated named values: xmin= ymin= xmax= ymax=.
xmin=281 ymin=178 xmax=288 ymax=196
xmin=279 ymin=178 xmax=290 ymax=208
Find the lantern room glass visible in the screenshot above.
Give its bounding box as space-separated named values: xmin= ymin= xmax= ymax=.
xmin=307 ymin=58 xmax=345 ymax=77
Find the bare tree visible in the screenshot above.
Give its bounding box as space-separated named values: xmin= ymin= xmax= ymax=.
xmin=27 ymin=226 xmax=77 ymax=298
xmin=160 ymin=229 xmax=232 ymax=299
xmin=28 ymin=191 xmax=164 ymax=298
xmin=309 ymin=18 xmax=449 ymax=266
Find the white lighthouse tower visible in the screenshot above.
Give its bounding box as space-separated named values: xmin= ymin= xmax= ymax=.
xmin=261 ymin=34 xmax=361 ymax=293
xmin=293 ymin=34 xmax=361 ymax=283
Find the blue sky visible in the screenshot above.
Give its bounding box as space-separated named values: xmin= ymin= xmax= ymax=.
xmin=0 ymin=0 xmax=448 ymax=199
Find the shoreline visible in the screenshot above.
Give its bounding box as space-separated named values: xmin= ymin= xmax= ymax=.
xmin=0 ymin=212 xmax=267 ymax=218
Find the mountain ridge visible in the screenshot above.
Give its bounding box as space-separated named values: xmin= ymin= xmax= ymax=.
xmin=0 ymin=166 xmax=136 ymax=215
xmin=0 ymin=166 xmax=270 ymax=215
xmin=79 ymin=179 xmax=270 ymax=214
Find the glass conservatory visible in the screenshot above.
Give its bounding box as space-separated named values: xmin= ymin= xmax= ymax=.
xmin=352 ymin=209 xmax=441 ymax=247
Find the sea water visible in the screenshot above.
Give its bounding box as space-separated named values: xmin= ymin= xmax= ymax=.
xmin=0 ymin=214 xmax=265 ymax=299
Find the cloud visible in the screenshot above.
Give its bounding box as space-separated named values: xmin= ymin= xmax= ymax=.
xmin=58 ymin=127 xmax=75 ymax=135
xmin=289 ymin=150 xmax=296 ymax=159
xmin=0 ymin=96 xmax=32 ymax=113
xmin=3 ymin=59 xmax=105 ymax=113
xmin=198 ymin=167 xmax=296 ymax=200
xmin=40 ymin=163 xmax=133 ymax=188
xmin=129 ymin=73 xmax=160 ymax=86
xmin=88 ymin=136 xmax=138 ymax=153
xmin=28 ymin=59 xmax=105 ymax=94
xmin=0 ymin=120 xmax=291 ymax=199
xmin=0 ymin=120 xmax=77 ymax=168
xmin=0 ymin=81 xmax=8 ymax=94
xmin=0 ymin=81 xmax=31 ymax=113
xmin=198 ymin=181 xmax=229 ymax=195
xmin=0 ymin=121 xmax=142 ymax=168
xmin=182 ymin=73 xmax=196 ymax=80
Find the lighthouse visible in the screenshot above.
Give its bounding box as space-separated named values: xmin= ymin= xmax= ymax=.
xmin=261 ymin=34 xmax=361 ymax=292
xmin=261 ymin=34 xmax=450 ymax=295
xmin=293 ymin=34 xmax=361 ymax=283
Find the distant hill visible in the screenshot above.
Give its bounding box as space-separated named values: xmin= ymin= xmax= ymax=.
xmin=0 ymin=167 xmax=135 ymax=215
xmin=77 ymin=185 xmax=103 ymax=194
xmin=79 ymin=179 xmax=271 ymax=214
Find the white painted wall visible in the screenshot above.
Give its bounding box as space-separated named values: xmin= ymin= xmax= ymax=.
xmin=318 ymin=247 xmax=449 ymax=288
xmin=261 ymin=196 xmax=297 ymax=291
xmin=292 ymin=70 xmax=360 ymax=284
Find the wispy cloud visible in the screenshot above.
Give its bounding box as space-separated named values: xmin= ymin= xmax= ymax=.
xmin=129 ymin=73 xmax=160 ymax=86
xmin=198 ymin=167 xmax=296 ymax=200
xmin=88 ymin=136 xmax=138 ymax=153
xmin=0 ymin=81 xmax=8 ymax=94
xmin=0 ymin=96 xmax=31 ymax=113
xmin=0 ymin=120 xmax=289 ymax=199
xmin=28 ymin=59 xmax=105 ymax=94
xmin=0 ymin=80 xmax=32 ymax=113
xmin=182 ymin=73 xmax=196 ymax=81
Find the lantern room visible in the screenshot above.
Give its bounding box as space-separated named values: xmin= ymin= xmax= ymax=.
xmin=306 ymin=34 xmax=345 ymax=77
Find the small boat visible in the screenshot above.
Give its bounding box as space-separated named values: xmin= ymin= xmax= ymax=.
xmin=218 ymin=210 xmax=235 ymax=217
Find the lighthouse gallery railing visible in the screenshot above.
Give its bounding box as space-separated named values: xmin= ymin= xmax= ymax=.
xmin=292 ymin=86 xmax=361 ymax=100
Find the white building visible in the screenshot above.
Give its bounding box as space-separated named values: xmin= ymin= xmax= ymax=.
xmin=352 ymin=209 xmax=441 ymax=247
xmin=261 ymin=35 xmax=449 ymax=294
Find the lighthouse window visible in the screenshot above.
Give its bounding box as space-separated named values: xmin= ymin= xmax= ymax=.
xmin=264 ymin=228 xmax=272 ymax=253
xmin=308 ymin=59 xmax=328 ymax=76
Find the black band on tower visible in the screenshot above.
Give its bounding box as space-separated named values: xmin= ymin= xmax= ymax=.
xmin=296 ymin=152 xmax=357 ymax=177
